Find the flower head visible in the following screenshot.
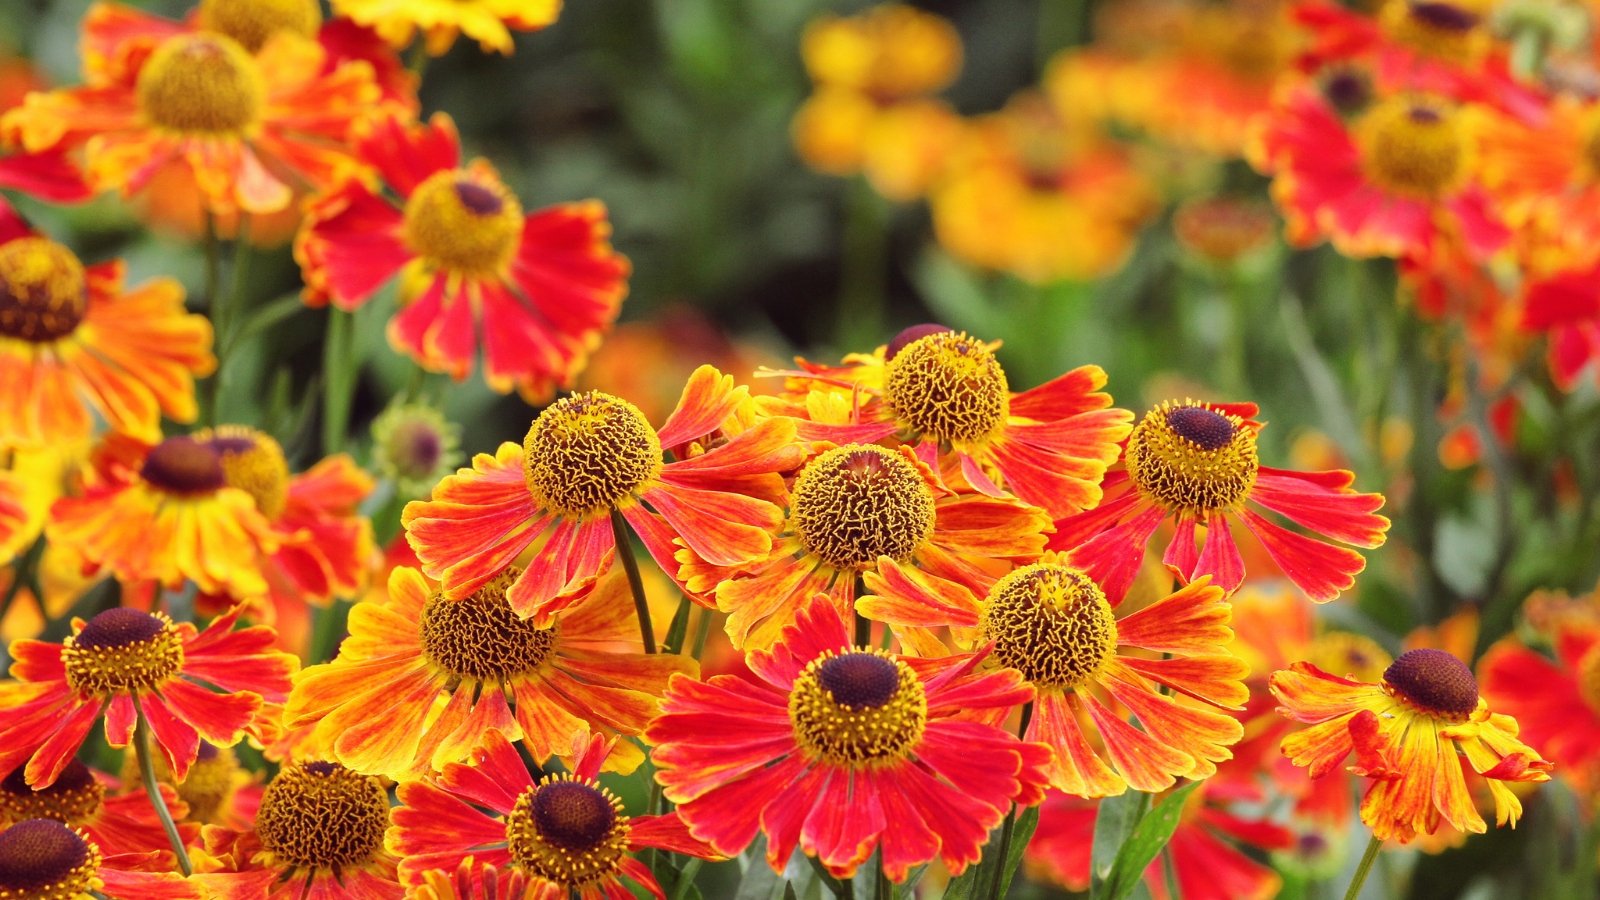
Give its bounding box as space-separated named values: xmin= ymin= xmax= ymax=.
xmin=2 ymin=4 xmax=381 ymax=215
xmin=287 ymin=563 xmax=693 ymax=779
xmin=296 ymin=111 xmax=629 ymax=401
xmin=371 ymin=402 xmax=462 ymax=497
xmin=1481 ymin=623 xmax=1600 ymax=798
xmin=199 ymin=759 xmax=401 ymax=897
xmin=1272 ymin=649 xmax=1553 ymax=842
xmin=389 ymin=731 xmax=718 ymax=896
xmin=1053 ymin=399 xmax=1390 ymax=602
xmin=0 ymin=817 xmax=201 ymax=899
xmin=0 ymin=760 xmax=197 ymax=866
xmin=0 ymin=210 xmax=213 ymax=446
xmin=861 ymin=552 xmax=1249 ymax=796
xmin=646 ymin=596 xmax=1050 ymax=881
xmin=331 ymin=0 xmax=561 ymax=56
xmin=0 ymin=605 xmax=295 ymax=790
xmin=403 ymin=365 xmax=804 ymax=624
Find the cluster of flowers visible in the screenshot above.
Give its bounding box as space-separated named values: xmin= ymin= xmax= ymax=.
xmin=0 ymin=0 xmax=1580 ymax=899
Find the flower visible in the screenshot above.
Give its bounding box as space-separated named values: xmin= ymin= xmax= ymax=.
xmin=47 ymin=434 xmax=279 ymax=597
xmin=861 ymin=553 xmax=1248 ymax=796
xmin=286 ymin=564 xmax=694 ymax=779
xmin=1025 ymin=787 xmax=1293 ymax=900
xmin=0 ymin=148 xmax=91 ymax=203
xmin=119 ymin=742 xmax=262 ymax=828
xmin=296 ymin=110 xmax=630 ymax=401
xmin=698 ymin=440 xmax=1051 ymax=651
xmin=768 ymin=326 xmax=1132 ymax=518
xmin=198 ymin=760 xmax=401 ymax=898
xmin=0 ymin=605 xmax=295 ymax=789
xmin=1249 ymin=78 xmax=1509 ymax=262
xmin=388 ymin=731 xmax=719 ymax=896
xmin=1271 ymin=648 xmax=1553 ymax=842
xmin=0 ymin=760 xmax=198 ymax=865
xmin=330 ymin=0 xmax=561 ymax=56
xmin=646 ymin=596 xmax=1051 ymax=881
xmin=0 ymin=206 xmax=214 ymax=446
xmin=1519 ymin=263 xmax=1600 ymax=391
xmin=402 ymin=365 xmax=804 ymax=623
xmin=198 ymin=426 xmax=374 ymax=651
xmin=370 ymin=401 xmax=462 ymax=497
xmin=0 ymin=817 xmax=201 ymax=899
xmin=1052 ymin=399 xmax=1390 ymax=602
xmin=791 ymin=4 xmax=962 ymax=177
xmin=1480 ymin=624 xmax=1600 ymax=797
xmin=2 ymin=3 xmax=381 ymax=215
xmin=928 ymin=94 xmax=1156 ymax=282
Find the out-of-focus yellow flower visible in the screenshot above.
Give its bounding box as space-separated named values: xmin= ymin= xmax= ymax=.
xmin=330 ymin=0 xmax=562 ymax=55
xmin=792 ymin=4 xmax=963 ymax=196
xmin=930 ymin=93 xmax=1156 ymax=283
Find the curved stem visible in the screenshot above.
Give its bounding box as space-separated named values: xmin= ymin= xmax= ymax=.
xmin=134 ymin=706 xmax=193 ymax=876
xmin=610 ymin=509 xmax=656 ymax=653
xmin=985 ymin=700 xmax=1034 ymax=900
xmin=1342 ymin=834 xmax=1382 ymax=900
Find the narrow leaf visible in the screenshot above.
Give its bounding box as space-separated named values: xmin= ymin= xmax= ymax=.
xmin=1091 ymin=791 xmax=1149 ymax=898
xmin=1103 ymin=782 xmax=1203 ymax=900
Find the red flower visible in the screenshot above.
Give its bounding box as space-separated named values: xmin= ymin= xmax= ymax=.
xmin=1521 ymin=264 xmax=1600 ymax=391
xmin=646 ymin=596 xmax=1050 ymax=881
xmin=389 ymin=731 xmax=719 ymax=897
xmin=1480 ymin=626 xmax=1600 ymax=797
xmin=0 ymin=605 xmax=295 ymax=788
xmin=1052 ymin=400 xmax=1389 ymax=602
xmin=296 ymin=110 xmax=630 ymax=401
xmin=402 ymin=366 xmax=804 ymax=623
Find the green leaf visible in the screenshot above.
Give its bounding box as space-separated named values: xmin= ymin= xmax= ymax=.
xmin=1090 ymin=791 xmax=1149 ymax=897
xmin=941 ymin=805 xmax=1040 ymax=900
xmin=1100 ymin=782 xmax=1204 ymax=900
xmin=662 ymin=595 xmax=694 ymax=655
xmin=734 ymin=838 xmax=784 ymax=900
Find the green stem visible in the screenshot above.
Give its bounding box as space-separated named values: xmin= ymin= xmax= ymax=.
xmin=135 ymin=708 xmax=192 ymax=875
xmin=1342 ymin=835 xmax=1382 ymax=900
xmin=217 ymin=216 xmax=252 ymax=358
xmin=667 ymin=858 xmax=704 ymax=900
xmin=836 ymin=177 xmax=889 ymax=353
xmin=201 ymin=213 xmax=223 ymax=426
xmin=321 ymin=308 xmax=358 ymax=455
xmin=985 ymin=701 xmax=1035 ymax=900
xmin=689 ymin=603 xmax=714 ymax=659
xmin=610 ymin=509 xmax=656 ymax=653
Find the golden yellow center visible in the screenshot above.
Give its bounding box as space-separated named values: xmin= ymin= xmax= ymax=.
xmin=197 ymin=0 xmax=322 ymax=53
xmin=522 ymin=393 xmax=662 ymax=518
xmin=122 ymin=744 xmax=236 ymax=824
xmin=1357 ymin=98 xmax=1467 ymax=199
xmin=789 ymin=650 xmax=928 ymax=765
xmin=789 ymin=444 xmax=937 ymax=570
xmin=62 ymin=609 xmax=184 ymax=696
xmin=1125 ymin=401 xmax=1259 ymax=515
xmin=0 ymin=819 xmax=99 ymax=900
xmin=1380 ymin=0 xmax=1483 ymax=64
xmin=420 ymin=567 xmax=559 ymax=683
xmin=1383 ymin=648 xmax=1478 ymax=721
xmin=255 ymin=762 xmax=388 ymax=871
xmin=884 ymin=330 xmax=1010 ymax=446
xmin=0 ymin=238 xmax=87 ymax=344
xmin=979 ymin=564 xmax=1117 ymax=690
xmin=198 ymin=426 xmax=289 ymax=519
xmin=402 ymin=170 xmax=525 ymax=276
xmin=1305 ymin=632 xmax=1393 ymax=684
xmin=0 ymin=763 xmax=103 ymax=827
xmin=1575 ymin=646 xmax=1600 ymax=714
xmin=505 ymin=777 xmax=630 ymax=888
xmin=136 ymin=33 xmax=264 ymax=134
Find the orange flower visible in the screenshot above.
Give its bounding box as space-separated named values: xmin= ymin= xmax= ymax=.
xmin=330 ymin=0 xmax=561 ymax=56
xmin=47 ymin=435 xmax=279 ymax=598
xmin=402 ymin=366 xmax=804 ymax=624
xmin=197 ymin=760 xmax=402 ymax=898
xmin=0 ymin=760 xmax=198 ymax=867
xmin=295 ymin=111 xmax=630 ymax=401
xmin=695 ymin=440 xmax=1051 ymax=651
xmin=0 ymin=817 xmax=203 ymax=898
xmin=861 ymin=552 xmax=1248 ymax=796
xmin=389 ymin=731 xmax=719 ymax=896
xmin=0 ymin=206 xmax=213 ymax=446
xmin=3 ymin=2 xmax=381 ymax=215
xmin=767 ymin=326 xmax=1131 ymax=518
xmin=1272 ymin=649 xmax=1552 ymax=842
xmin=287 ymin=564 xmax=693 ymax=779
xmin=0 ymin=605 xmax=295 ymax=790
xmin=1481 ymin=624 xmax=1600 ymax=798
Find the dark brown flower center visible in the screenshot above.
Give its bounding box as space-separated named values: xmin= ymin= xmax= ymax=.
xmin=817 ymin=653 xmax=901 ymax=709
xmin=0 ymin=818 xmax=97 ymax=896
xmin=0 ymin=762 xmax=104 ymax=825
xmin=1384 ymin=648 xmax=1478 ymax=718
xmin=142 ymin=437 xmax=227 ymax=495
xmin=506 ymin=777 xmax=630 ymax=887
